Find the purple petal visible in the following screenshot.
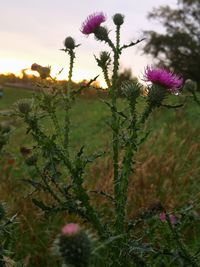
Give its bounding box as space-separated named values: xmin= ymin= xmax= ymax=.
xmin=81 ymin=12 xmax=106 ymax=35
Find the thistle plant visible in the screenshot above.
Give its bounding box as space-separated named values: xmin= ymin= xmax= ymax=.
xmin=11 ymin=12 xmax=200 ymax=267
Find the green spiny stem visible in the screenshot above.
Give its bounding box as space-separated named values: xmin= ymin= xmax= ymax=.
xmin=24 ymin=114 xmax=47 ymax=142
xmin=102 ymin=66 xmax=111 ymax=88
xmin=166 ymin=215 xmax=199 ymax=267
xmin=64 ymin=101 xmax=70 ymax=154
xmin=49 ymin=109 xmax=63 ymax=144
xmin=68 ymin=49 xmax=75 ymax=83
xmin=72 ymin=174 xmax=107 ymax=239
xmin=105 ymin=36 xmax=116 ymax=52
xmin=115 ymin=100 xmax=138 ymax=233
xmin=64 ymin=49 xmax=75 ymax=153
xmin=116 ymin=25 xmax=120 ymax=53
xmin=139 ymin=104 xmax=154 ymax=125
xmin=120 ymin=38 xmax=145 ymax=52
xmin=41 ymin=91 xmax=63 ymax=143
xmin=24 ymin=113 xmax=74 ymax=174
xmin=35 ymin=166 xmax=62 ymax=204
xmin=106 ymin=25 xmax=124 ymax=234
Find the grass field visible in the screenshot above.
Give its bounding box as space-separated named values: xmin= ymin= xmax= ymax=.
xmin=0 ymin=86 xmax=200 ymax=266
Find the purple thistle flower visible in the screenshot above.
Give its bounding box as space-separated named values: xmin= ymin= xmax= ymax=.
xmin=81 ymin=12 xmax=106 ymax=35
xmin=144 ymin=66 xmax=183 ymax=94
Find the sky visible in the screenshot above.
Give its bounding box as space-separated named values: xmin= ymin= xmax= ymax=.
xmin=0 ymin=0 xmax=177 ymax=86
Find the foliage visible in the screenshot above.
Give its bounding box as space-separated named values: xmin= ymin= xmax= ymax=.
xmin=0 ymin=11 xmax=200 ymax=267
xmin=143 ymin=0 xmax=200 ymax=88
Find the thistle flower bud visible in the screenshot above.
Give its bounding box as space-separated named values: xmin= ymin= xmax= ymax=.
xmin=99 ymin=51 xmax=110 ymax=64
xmin=113 ymin=13 xmax=124 ymax=26
xmin=64 ymin=36 xmax=76 ymax=49
xmin=95 ymin=51 xmax=111 ymax=68
xmin=94 ymin=26 xmax=108 ymax=41
xmin=25 ymin=154 xmax=37 ymax=166
xmin=184 ymin=79 xmax=197 ymax=93
xmin=58 ymin=223 xmax=91 ymax=267
xmin=147 ymin=85 xmax=167 ymax=107
xmin=121 ymin=81 xmax=140 ymax=100
xmin=17 ymin=99 xmax=32 ymax=114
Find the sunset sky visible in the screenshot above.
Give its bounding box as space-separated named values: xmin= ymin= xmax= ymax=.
xmin=0 ymin=0 xmax=177 ymax=85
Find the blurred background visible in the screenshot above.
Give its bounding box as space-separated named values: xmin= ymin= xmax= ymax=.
xmin=0 ymin=0 xmax=181 ymax=86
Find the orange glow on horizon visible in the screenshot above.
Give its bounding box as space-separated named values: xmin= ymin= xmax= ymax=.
xmin=0 ymin=58 xmax=106 ymax=87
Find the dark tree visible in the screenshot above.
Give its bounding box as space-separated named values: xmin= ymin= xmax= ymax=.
xmin=143 ymin=0 xmax=200 ymax=88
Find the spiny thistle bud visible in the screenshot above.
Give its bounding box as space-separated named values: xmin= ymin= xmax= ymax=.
xmin=121 ymin=81 xmax=140 ymax=100
xmin=99 ymin=51 xmax=111 ymax=65
xmin=17 ymin=99 xmax=32 ymax=114
xmin=25 ymin=154 xmax=37 ymax=166
xmin=64 ymin=36 xmax=76 ymax=49
xmin=113 ymin=13 xmax=124 ymax=26
xmin=94 ymin=26 xmax=108 ymax=41
xmin=147 ymin=85 xmax=167 ymax=107
xmin=58 ymin=223 xmax=91 ymax=267
xmin=95 ymin=51 xmax=111 ymax=68
xmin=184 ymin=79 xmax=197 ymax=93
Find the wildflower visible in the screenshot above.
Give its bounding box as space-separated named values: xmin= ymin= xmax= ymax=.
xmin=169 ymin=214 xmax=177 ymax=225
xmin=58 ymin=223 xmax=91 ymax=267
xmin=144 ymin=66 xmax=183 ymax=94
xmin=159 ymin=212 xmax=177 ymax=225
xmin=159 ymin=212 xmax=167 ymax=222
xmin=81 ymin=12 xmax=106 ymax=35
xmin=61 ymin=223 xmax=80 ymax=236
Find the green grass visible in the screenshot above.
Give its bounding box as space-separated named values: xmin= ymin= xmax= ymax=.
xmin=0 ymin=86 xmax=33 ymax=109
xmin=0 ymin=86 xmax=200 ymax=266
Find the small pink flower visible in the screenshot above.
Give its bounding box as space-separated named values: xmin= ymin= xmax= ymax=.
xmin=81 ymin=12 xmax=106 ymax=35
xmin=159 ymin=212 xmax=177 ymax=225
xmin=159 ymin=212 xmax=166 ymax=222
xmin=61 ymin=223 xmax=80 ymax=236
xmin=169 ymin=214 xmax=177 ymax=225
xmin=143 ymin=66 xmax=183 ymax=94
